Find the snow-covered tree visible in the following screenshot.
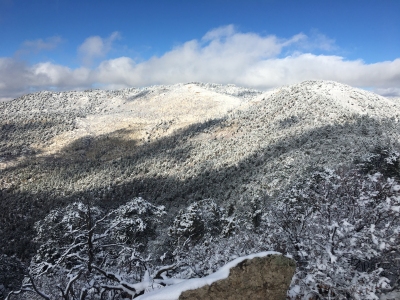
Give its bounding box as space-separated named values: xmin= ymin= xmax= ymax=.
xmin=6 ymin=198 xmax=169 ymax=300
xmin=8 ymin=151 xmax=400 ymax=300
xmin=357 ymin=147 xmax=400 ymax=180
xmin=265 ymin=168 xmax=400 ymax=299
xmin=168 ymin=199 xmax=235 ymax=244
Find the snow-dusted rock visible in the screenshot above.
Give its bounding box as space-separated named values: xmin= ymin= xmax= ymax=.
xmin=136 ymin=252 xmax=295 ymax=300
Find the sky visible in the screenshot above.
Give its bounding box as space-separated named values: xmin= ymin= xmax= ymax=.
xmin=0 ymin=0 xmax=400 ymax=101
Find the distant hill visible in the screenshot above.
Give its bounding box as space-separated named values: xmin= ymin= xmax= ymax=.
xmin=1 ymin=80 xmax=400 ymax=260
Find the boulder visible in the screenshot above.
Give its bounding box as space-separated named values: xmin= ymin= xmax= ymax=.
xmin=178 ymin=254 xmax=296 ymax=300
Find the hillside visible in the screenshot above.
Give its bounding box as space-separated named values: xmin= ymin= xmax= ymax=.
xmin=1 ymin=80 xmax=400 ymax=261
xmin=0 ymin=81 xmax=400 ymax=298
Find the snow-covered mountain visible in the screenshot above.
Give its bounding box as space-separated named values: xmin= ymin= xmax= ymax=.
xmin=1 ymin=80 xmax=399 ymax=258
xmin=2 ymin=80 xmax=400 ymax=299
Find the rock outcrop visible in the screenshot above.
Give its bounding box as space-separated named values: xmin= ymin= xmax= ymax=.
xmin=178 ymin=254 xmax=295 ymax=300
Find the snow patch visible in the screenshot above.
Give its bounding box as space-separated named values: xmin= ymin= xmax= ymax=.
xmin=136 ymin=251 xmax=281 ymax=300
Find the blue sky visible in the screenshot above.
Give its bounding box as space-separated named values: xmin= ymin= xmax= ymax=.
xmin=1 ymin=0 xmax=400 ymax=100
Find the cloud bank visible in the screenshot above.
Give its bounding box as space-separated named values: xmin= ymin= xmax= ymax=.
xmin=1 ymin=25 xmax=400 ymax=101
xmin=78 ymin=31 xmax=120 ymax=66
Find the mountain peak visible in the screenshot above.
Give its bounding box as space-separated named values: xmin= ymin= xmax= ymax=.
xmin=1 ymin=81 xmax=400 ymax=261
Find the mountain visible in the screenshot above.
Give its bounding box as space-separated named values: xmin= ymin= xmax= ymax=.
xmin=1 ymin=80 xmax=400 ymax=261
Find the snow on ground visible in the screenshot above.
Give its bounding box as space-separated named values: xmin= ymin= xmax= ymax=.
xmin=136 ymin=251 xmax=281 ymax=300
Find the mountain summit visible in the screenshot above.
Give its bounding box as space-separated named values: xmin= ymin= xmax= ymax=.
xmin=1 ymin=80 xmax=399 ymax=259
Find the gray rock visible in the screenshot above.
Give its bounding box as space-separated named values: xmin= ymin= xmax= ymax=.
xmin=179 ymin=255 xmax=296 ymax=300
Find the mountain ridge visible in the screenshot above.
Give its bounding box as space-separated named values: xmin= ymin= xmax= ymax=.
xmin=1 ymin=80 xmax=400 ymax=261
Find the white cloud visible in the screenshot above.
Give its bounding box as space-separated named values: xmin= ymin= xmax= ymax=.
xmin=236 ymin=54 xmax=400 ymax=90
xmin=91 ymin=27 xmax=400 ymax=94
xmin=374 ymin=87 xmax=400 ymax=98
xmin=0 ymin=57 xmax=37 ymax=99
xmin=298 ymin=30 xmax=337 ymax=51
xmin=33 ymin=62 xmax=91 ymax=87
xmin=0 ymin=58 xmax=91 ymax=100
xmin=14 ymin=36 xmax=64 ymax=59
xmin=93 ymin=26 xmax=310 ymax=87
xmin=202 ymin=24 xmax=236 ymax=41
xmin=21 ymin=36 xmax=63 ymax=53
xmin=78 ymin=31 xmax=120 ymax=66
xmin=1 ymin=26 xmax=400 ymax=100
